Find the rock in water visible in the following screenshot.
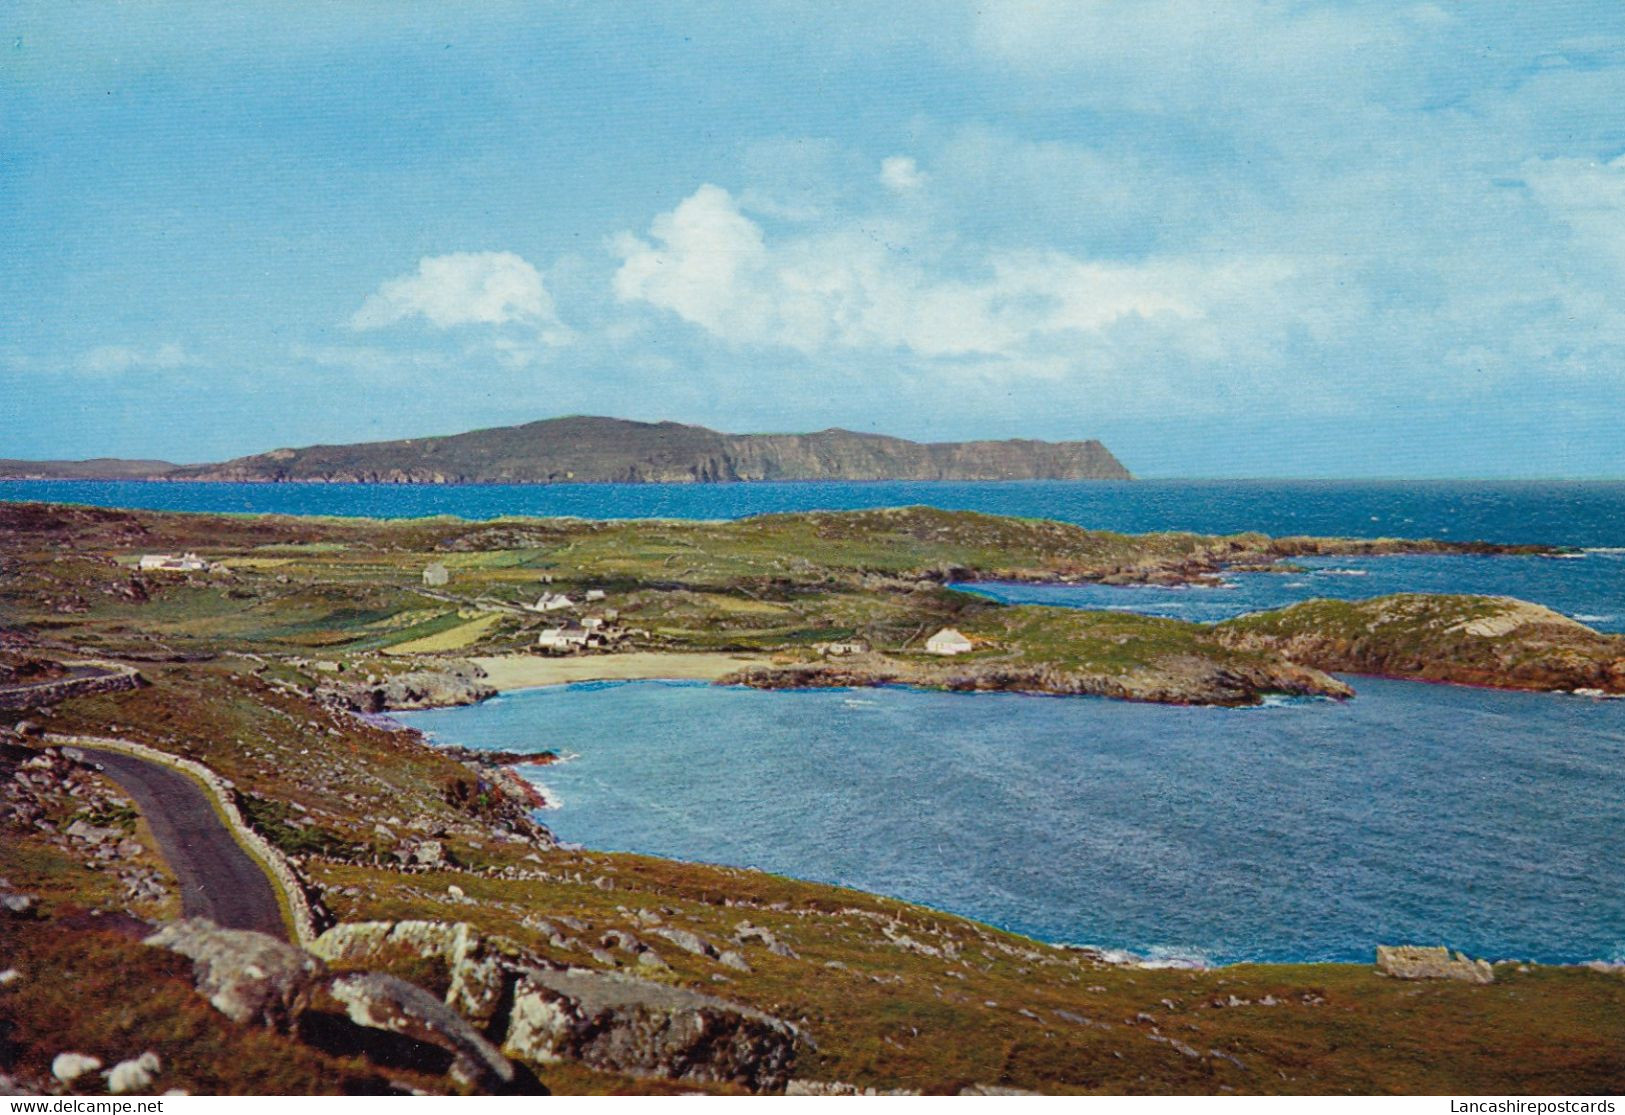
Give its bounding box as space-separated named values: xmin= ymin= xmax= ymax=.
xmin=144 ymin=918 xmax=328 ymax=1030
xmin=502 ymin=967 xmax=798 ymax=1092
xmin=1375 ymin=945 xmax=1494 ymax=984
xmin=328 ymin=972 xmax=515 ymax=1090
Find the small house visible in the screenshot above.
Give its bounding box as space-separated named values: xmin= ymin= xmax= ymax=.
xmin=818 ymin=639 xmax=870 ymax=657
xmin=538 ymin=622 xmax=591 ymax=651
xmin=924 ymin=627 xmax=974 ymax=656
xmin=584 ymin=589 xmax=607 ymax=602
xmin=528 ymin=592 xmax=575 ymax=613
xmin=422 ymin=563 xmax=450 ymax=587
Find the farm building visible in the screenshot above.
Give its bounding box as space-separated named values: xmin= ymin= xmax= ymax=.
xmin=924 ymin=628 xmax=974 ymax=655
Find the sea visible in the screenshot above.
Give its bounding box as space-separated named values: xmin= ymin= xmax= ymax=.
xmin=398 ymin=678 xmax=1625 ymax=966
xmin=10 ymin=477 xmax=1625 ymax=963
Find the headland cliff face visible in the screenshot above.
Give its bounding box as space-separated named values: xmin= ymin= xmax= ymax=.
xmin=167 ymin=416 xmax=1132 ymax=484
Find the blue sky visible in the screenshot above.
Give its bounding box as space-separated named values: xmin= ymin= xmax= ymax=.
xmin=4 ymin=2 xmax=1625 ymax=477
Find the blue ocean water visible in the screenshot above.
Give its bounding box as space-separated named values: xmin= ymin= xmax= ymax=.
xmin=398 ymin=678 xmax=1625 ymax=965
xmin=6 ymin=478 xmax=1625 ymax=546
xmin=958 ymin=550 xmax=1625 ymax=634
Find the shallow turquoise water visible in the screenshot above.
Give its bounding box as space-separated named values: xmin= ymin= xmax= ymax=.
xmin=398 ymin=678 xmax=1625 ymax=966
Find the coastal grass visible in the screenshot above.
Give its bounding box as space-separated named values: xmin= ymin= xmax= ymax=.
xmin=6 ymin=499 xmax=1621 ymax=1093
xmin=381 ymin=612 xmax=504 ymax=655
xmin=0 ymin=918 xmax=449 ymax=1095
xmin=308 ymin=852 xmax=1625 ymax=1096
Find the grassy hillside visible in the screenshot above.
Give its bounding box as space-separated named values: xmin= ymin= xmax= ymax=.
xmin=1219 ymin=594 xmax=1625 ymax=693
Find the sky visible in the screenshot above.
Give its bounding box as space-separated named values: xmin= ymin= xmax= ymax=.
xmin=4 ymin=2 xmax=1625 ymax=478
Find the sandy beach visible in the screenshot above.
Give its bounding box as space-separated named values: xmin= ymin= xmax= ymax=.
xmin=467 ymin=651 xmax=769 ymax=692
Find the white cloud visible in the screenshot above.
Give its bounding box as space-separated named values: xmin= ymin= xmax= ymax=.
xmin=350 ymin=251 xmax=558 ymax=331
xmin=289 ymin=343 xmax=450 ymax=375
xmin=79 ymin=342 xmax=199 ymax=374
xmin=880 ymin=155 xmax=926 ymax=193
xmin=611 ymin=183 xmax=1309 ymax=371
xmin=970 ymin=0 xmax=1407 ymax=116
xmin=611 ymin=185 xmax=775 ymax=345
xmin=1524 ymin=154 xmax=1625 ymax=270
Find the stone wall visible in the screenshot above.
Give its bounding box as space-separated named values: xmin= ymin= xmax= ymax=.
xmin=0 ymin=664 xmax=143 ymax=711
xmin=43 ymin=732 xmax=322 ymax=945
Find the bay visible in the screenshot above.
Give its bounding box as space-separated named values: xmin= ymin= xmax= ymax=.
xmin=398 ymin=677 xmax=1625 ymax=966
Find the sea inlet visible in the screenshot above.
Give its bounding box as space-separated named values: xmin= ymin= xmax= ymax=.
xmin=399 ymin=675 xmax=1625 ymax=967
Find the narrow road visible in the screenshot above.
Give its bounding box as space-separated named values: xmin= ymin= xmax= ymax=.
xmin=79 ymin=747 xmax=288 ymax=939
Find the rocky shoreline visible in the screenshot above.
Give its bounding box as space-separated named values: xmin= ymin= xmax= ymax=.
xmin=720 ymin=652 xmax=1349 ymax=707
xmin=945 ymin=535 xmax=1557 ymax=590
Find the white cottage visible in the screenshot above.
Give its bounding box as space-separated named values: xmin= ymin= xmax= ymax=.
xmin=422 ymin=563 xmax=449 ymax=587
xmin=924 ymin=627 xmax=974 ymax=655
xmin=529 ymin=592 xmax=575 ymax=613
xmin=538 ymin=623 xmax=590 ymax=651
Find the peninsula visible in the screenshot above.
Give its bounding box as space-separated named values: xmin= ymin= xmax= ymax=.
xmin=0 ymin=416 xmax=1132 ymax=485
xmin=3 ymin=500 xmax=1622 ymax=1097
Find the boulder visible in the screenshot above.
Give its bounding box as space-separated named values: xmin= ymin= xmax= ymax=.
xmin=411 ymin=841 xmax=448 ymax=869
xmin=66 ymin=820 xmax=121 ymax=846
xmin=786 ymin=1080 xmax=921 ymax=1096
xmin=51 ymin=1053 xmax=102 ymax=1086
xmin=959 ymin=1084 xmax=1041 ymax=1096
xmin=144 ymin=919 xmax=327 ymax=1030
xmin=107 ymin=1053 xmax=162 ymax=1095
xmin=502 ymin=967 xmax=798 ymax=1092
xmin=328 ymin=972 xmax=514 ymax=1090
xmin=310 ymin=920 xmax=522 ymax=1029
xmin=735 ymin=922 xmax=798 ymax=959
xmin=650 ymin=927 xmax=716 ymax=958
xmin=1375 ymin=945 xmax=1494 ymax=984
xmin=0 ymin=1072 xmax=37 ymax=1097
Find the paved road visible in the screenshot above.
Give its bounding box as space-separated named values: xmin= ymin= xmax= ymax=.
xmin=80 ymin=747 xmax=288 ymax=939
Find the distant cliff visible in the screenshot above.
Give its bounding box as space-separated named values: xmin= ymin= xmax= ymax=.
xmin=159 ymin=416 xmax=1131 ymax=484
xmin=0 ymin=457 xmax=179 ymax=480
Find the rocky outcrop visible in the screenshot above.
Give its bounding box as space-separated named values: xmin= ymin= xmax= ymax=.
xmin=725 ymin=651 xmax=1351 ymax=708
xmin=144 ymin=919 xmax=328 ymax=1030
xmin=313 ymin=919 xmax=801 ymax=1092
xmin=310 ymin=920 xmax=526 ymax=1029
xmin=502 ymin=967 xmax=798 ymax=1092
xmin=1375 ymin=945 xmax=1495 ymax=984
xmin=167 ymin=416 xmax=1132 ymax=485
xmin=320 ymin=665 xmax=495 ymax=713
xmin=1219 ymin=594 xmax=1625 ymax=695
xmin=328 ymin=972 xmax=515 ymax=1090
